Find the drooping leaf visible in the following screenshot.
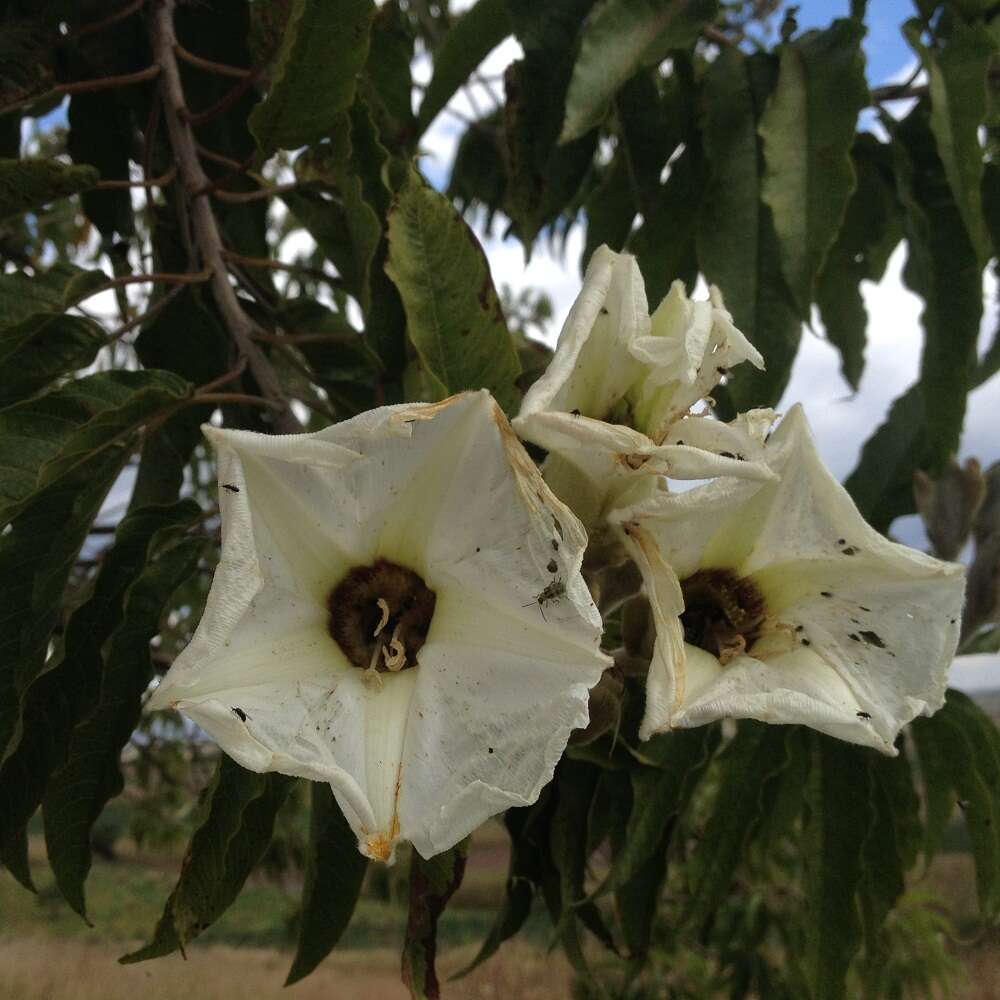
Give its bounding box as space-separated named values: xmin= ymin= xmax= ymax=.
xmin=502 ymin=0 xmax=598 ymax=247
xmin=0 ymin=158 xmax=98 ymax=221
xmin=67 ymin=93 xmax=133 ymax=238
xmin=759 ymin=19 xmax=868 ymax=317
xmin=0 ymin=500 xmax=201 ymax=878
xmin=0 ymin=264 xmax=108 ymax=406
xmin=417 ymin=0 xmax=512 ymax=134
xmin=627 ymin=140 xmax=700 ymax=307
xmin=402 ymin=839 xmax=469 ymax=1000
xmin=844 ymin=383 xmax=928 ymax=533
xmin=889 ymin=103 xmax=983 ymax=469
xmin=447 ymin=113 xmax=508 ymax=232
xmin=41 ymin=505 xmax=205 ymax=918
xmin=583 ymin=155 xmax=636 ymax=268
xmin=856 ymin=746 xmax=921 ymax=975
xmin=285 ymin=783 xmax=369 ymax=985
xmin=0 ymin=370 xmax=191 ymax=527
xmin=249 ymin=0 xmax=375 ymax=154
xmin=607 ymin=726 xmax=719 ymax=892
xmin=122 ymin=758 xmax=296 ymax=962
xmin=815 ymin=134 xmax=902 ymax=391
xmin=547 ymin=761 xmax=609 ymax=981
xmin=0 ymin=371 xmax=192 ymax=766
xmin=560 ymin=0 xmax=717 ymax=143
xmin=906 ymin=17 xmax=996 ymax=263
xmin=362 ymin=2 xmax=416 ymax=150
xmin=697 ymin=48 xmax=801 ymax=411
xmin=802 ymin=735 xmax=870 ymax=1000
xmin=685 ymin=723 xmax=791 ymax=932
xmin=911 ymin=691 xmax=1000 ymax=919
xmin=452 ymin=799 xmax=551 ymax=979
xmin=287 ymin=121 xmax=382 ymax=313
xmin=385 ymin=168 xmax=521 ymax=412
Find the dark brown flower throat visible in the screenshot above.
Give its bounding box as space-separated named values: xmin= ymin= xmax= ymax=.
xmin=327 ymin=559 xmax=436 ymax=675
xmin=680 ymin=568 xmax=765 ymax=664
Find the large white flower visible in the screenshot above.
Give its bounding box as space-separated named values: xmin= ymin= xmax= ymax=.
xmin=148 ymin=391 xmax=609 ymax=862
xmin=612 ymin=405 xmax=965 ymax=753
xmin=513 ymin=245 xmax=770 ymax=526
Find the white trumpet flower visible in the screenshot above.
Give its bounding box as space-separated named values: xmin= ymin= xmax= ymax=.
xmin=148 ymin=391 xmax=609 ymax=862
xmin=513 ymin=246 xmax=769 ymax=526
xmin=612 ymin=405 xmax=965 ymax=753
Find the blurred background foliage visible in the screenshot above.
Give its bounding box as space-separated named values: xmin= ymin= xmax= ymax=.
xmin=1 ymin=0 xmax=1000 ymax=997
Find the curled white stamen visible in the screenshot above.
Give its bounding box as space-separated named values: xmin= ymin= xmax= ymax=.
xmin=373 ymin=597 xmax=390 ymax=637
xmin=383 ymin=624 xmax=407 ymax=671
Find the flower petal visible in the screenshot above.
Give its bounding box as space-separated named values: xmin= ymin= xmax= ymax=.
xmin=516 ymin=245 xmax=648 ymax=428
xmin=620 ymin=404 xmax=965 ymax=750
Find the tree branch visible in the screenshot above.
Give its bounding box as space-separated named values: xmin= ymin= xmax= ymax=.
xmin=148 ymin=0 xmax=301 ymax=433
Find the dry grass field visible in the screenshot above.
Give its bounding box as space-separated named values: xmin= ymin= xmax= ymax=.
xmin=1 ymin=824 xmax=997 ymax=999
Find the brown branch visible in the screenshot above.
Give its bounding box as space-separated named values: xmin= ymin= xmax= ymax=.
xmin=58 ymin=64 xmax=161 ymax=97
xmin=211 ymin=181 xmax=303 ymax=203
xmin=0 ymin=64 xmax=161 ymax=114
xmin=193 ymin=153 xmax=257 ymax=197
xmin=189 ymin=391 xmax=284 ymax=411
xmin=196 ymin=357 xmax=248 ymax=395
xmin=73 ymin=267 xmax=212 ymax=308
xmin=221 ymin=251 xmax=343 ymax=288
xmin=105 ymin=283 xmax=189 ymax=344
xmin=68 ymin=0 xmax=147 ymax=40
xmin=180 ymin=69 xmax=261 ymax=127
xmin=194 ymin=142 xmax=247 ymax=171
xmin=149 ymin=0 xmax=301 ymax=433
xmin=174 ymin=42 xmax=253 ymax=79
xmin=94 ymin=167 xmax=177 ymax=190
xmin=251 ymin=330 xmax=358 ymax=346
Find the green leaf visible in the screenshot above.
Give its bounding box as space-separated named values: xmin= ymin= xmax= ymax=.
xmin=0 ymin=371 xmax=192 ymax=765
xmin=627 ymin=140 xmax=700 ymax=307
xmin=502 ymin=0 xmax=598 ymax=247
xmin=41 ymin=510 xmax=204 ymax=918
xmin=0 ymin=500 xmax=202 ymax=909
xmin=285 ymin=783 xmax=368 ymax=985
xmin=889 ymin=103 xmax=983 ymax=469
xmin=0 ymin=158 xmax=98 ymax=221
xmin=963 ymin=623 xmax=1000 ymax=654
xmin=911 ymin=691 xmax=1000 ymax=918
xmin=583 ymin=155 xmax=636 ymax=267
xmin=402 ymin=838 xmax=469 ymax=1000
xmin=547 ymin=761 xmax=608 ymax=981
xmin=607 ymin=727 xmax=719 ymax=891
xmin=287 ymin=122 xmax=382 ymax=314
xmin=907 ymin=18 xmax=996 ymax=263
xmin=0 ymin=265 xmax=108 ymax=406
xmin=67 ymin=93 xmax=133 ymax=238
xmin=417 ymin=0 xmax=512 ymax=134
xmin=249 ymin=0 xmax=375 ymax=154
xmin=685 ymin=723 xmax=790 ymax=932
xmin=857 ymin=747 xmax=922 ymax=973
xmin=447 ymin=112 xmax=508 ymax=231
xmin=385 ymin=168 xmax=521 ymax=412
xmin=0 ymin=369 xmax=191 ymax=527
xmin=452 ymin=800 xmax=550 ymax=979
xmin=803 ymin=735 xmax=869 ymax=1000
xmin=560 ymin=0 xmax=717 ymax=143
xmin=122 ymin=759 xmax=296 ymax=962
xmin=759 ymin=19 xmax=869 ymax=317
xmin=697 ymin=49 xmax=801 ymax=411
xmin=362 ymin=2 xmax=416 ymax=149
xmin=815 ymin=134 xmax=902 ymax=391
xmin=844 ymin=382 xmax=928 ymax=533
